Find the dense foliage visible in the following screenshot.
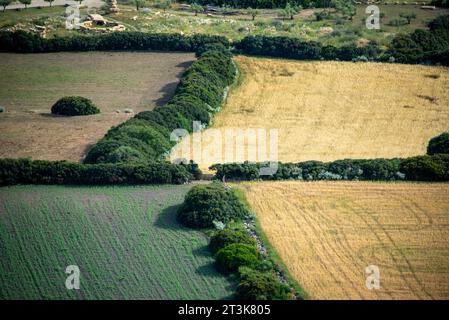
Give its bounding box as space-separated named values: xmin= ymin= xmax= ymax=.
xmin=427 ymin=132 xmax=449 ymax=155
xmin=51 ymin=96 xmax=100 ymax=116
xmin=0 ymin=30 xmax=229 ymax=53
xmin=186 ymin=0 xmax=329 ymax=9
xmin=431 ymin=0 xmax=449 ymax=8
xmin=211 ymin=154 xmax=449 ymax=182
xmin=235 ymin=35 xmax=381 ymax=61
xmin=236 ymin=267 xmax=293 ymax=300
xmin=209 ymin=228 xmax=256 ymax=254
xmin=215 ymin=243 xmax=262 ymax=273
xmin=388 ymin=15 xmax=449 ymax=65
xmin=84 ymin=43 xmax=235 ymax=166
xmin=0 ymin=159 xmax=192 ymax=185
xmin=177 ymin=183 xmax=298 ymax=299
xmin=400 ymin=154 xmax=449 ymax=181
xmin=177 ymin=183 xmax=249 ymax=228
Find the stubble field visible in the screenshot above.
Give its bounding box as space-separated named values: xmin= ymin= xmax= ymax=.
xmin=173 ymin=56 xmax=449 ymax=171
xmin=239 ymin=181 xmax=449 ymax=300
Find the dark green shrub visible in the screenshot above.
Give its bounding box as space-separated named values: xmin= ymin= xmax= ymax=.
xmin=84 ymin=140 xmax=122 ymax=164
xmin=0 ymin=159 xmax=192 ymax=185
xmin=215 ymin=243 xmax=261 ymax=273
xmin=236 ymin=267 xmax=293 ymax=300
xmin=100 ymin=145 xmax=147 ymax=164
xmin=400 ymin=154 xmax=449 ymax=181
xmin=209 ymin=228 xmax=256 ymax=254
xmin=177 ymin=183 xmax=249 ymax=228
xmin=51 ymin=96 xmax=100 ymax=116
xmin=427 ymin=132 xmax=449 ymax=155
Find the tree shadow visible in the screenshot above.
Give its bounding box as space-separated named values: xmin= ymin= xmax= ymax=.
xmin=192 ymin=244 xmax=211 ymax=258
xmin=154 ymin=81 xmax=180 ymax=107
xmin=153 ymin=204 xmax=183 ymax=231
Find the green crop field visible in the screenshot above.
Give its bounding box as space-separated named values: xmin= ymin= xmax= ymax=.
xmin=0 ymin=184 xmax=233 ymax=300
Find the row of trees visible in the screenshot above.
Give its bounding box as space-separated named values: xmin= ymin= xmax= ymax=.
xmin=0 ymin=159 xmax=193 ymax=185
xmin=0 ymin=0 xmax=57 ymax=12
xmin=186 ymin=0 xmax=333 ymax=9
xmin=388 ymin=15 xmax=449 ymax=65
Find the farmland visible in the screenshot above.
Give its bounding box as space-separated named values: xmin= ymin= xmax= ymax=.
xmin=239 ymin=181 xmax=449 ymax=300
xmin=1 ymin=4 xmax=448 ymax=45
xmin=0 ymin=52 xmax=194 ymax=162
xmin=0 ymin=184 xmax=233 ymax=300
xmin=0 ymin=52 xmax=194 ymax=113
xmin=172 ymin=56 xmax=449 ymax=171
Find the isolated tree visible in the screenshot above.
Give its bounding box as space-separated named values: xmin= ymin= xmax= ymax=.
xmin=400 ymin=12 xmax=417 ymax=24
xmin=0 ymin=0 xmax=12 ymax=12
xmin=190 ymin=2 xmax=203 ymax=16
xmin=44 ymin=0 xmax=55 ymax=7
xmin=247 ymin=7 xmax=260 ymax=21
xmin=134 ymin=0 xmax=146 ymax=11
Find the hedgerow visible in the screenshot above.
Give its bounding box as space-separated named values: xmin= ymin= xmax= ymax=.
xmin=236 ymin=267 xmax=293 ymax=300
xmin=235 ymin=35 xmax=381 ymax=61
xmin=387 ymin=15 xmax=449 ymax=65
xmin=400 ymin=154 xmax=449 ymax=181
xmin=177 ymin=183 xmax=249 ymax=228
xmin=0 ymin=31 xmax=229 ymax=53
xmin=209 ymin=228 xmax=257 ymax=255
xmin=51 ymin=96 xmax=100 ymax=116
xmin=210 ymin=154 xmax=449 ymax=182
xmin=83 ymin=43 xmax=236 ymax=166
xmin=177 ymin=182 xmax=298 ymax=300
xmin=0 ymin=158 xmax=192 ymax=185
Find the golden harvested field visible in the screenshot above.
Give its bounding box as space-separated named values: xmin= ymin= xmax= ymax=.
xmin=172 ymin=56 xmax=449 ymax=171
xmin=239 ymin=181 xmax=449 ymax=300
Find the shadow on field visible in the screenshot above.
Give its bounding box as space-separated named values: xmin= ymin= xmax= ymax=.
xmin=154 ymin=82 xmax=179 ymax=106
xmin=154 ymin=204 xmax=183 ymax=231
xmin=154 ymin=61 xmax=194 ymax=107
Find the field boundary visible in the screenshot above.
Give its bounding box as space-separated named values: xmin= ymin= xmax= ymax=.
xmin=233 ymin=186 xmax=309 ymax=299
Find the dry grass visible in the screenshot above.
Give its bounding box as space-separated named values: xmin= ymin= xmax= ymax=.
xmin=0 ymin=112 xmax=132 ymax=162
xmin=239 ymin=181 xmax=449 ymax=300
xmin=173 ymin=56 xmax=449 ymax=171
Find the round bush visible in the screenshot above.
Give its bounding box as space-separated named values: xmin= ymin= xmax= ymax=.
xmin=209 ymin=228 xmax=256 ymax=255
xmin=177 ymin=183 xmax=249 ymax=228
xmin=215 ymin=243 xmax=261 ymax=274
xmin=427 ymin=132 xmax=449 ymax=155
xmin=236 ymin=267 xmax=292 ymax=300
xmin=51 ymin=96 xmax=100 ymax=116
